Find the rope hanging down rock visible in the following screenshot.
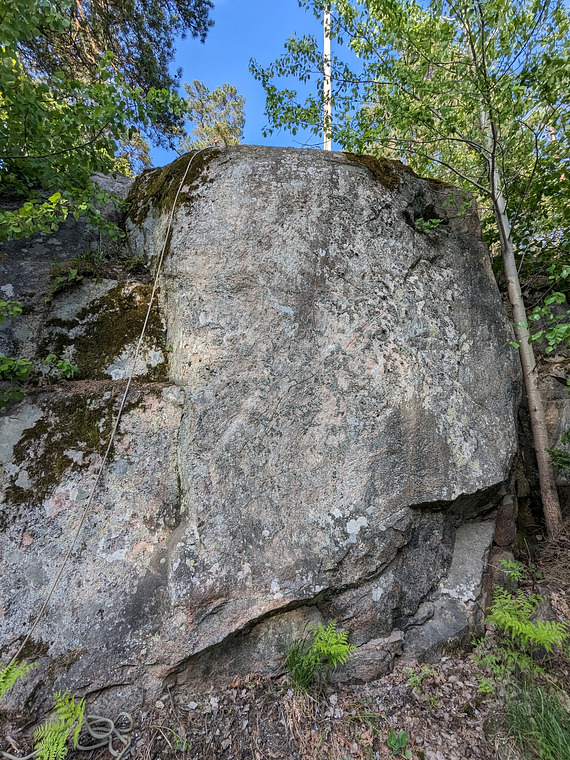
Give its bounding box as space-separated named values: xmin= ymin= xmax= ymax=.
xmin=3 ymin=147 xmax=220 ymax=759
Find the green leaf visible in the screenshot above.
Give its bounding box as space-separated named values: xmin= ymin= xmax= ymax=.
xmin=0 ymin=660 xmax=38 ymax=699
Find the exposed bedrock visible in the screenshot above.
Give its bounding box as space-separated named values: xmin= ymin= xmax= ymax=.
xmin=0 ymin=146 xmax=519 ymax=718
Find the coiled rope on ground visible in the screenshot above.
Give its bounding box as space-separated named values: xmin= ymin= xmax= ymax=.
xmin=1 ymin=713 xmax=134 ymax=760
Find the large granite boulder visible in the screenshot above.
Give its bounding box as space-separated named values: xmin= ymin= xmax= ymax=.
xmin=0 ymin=147 xmax=519 ymax=722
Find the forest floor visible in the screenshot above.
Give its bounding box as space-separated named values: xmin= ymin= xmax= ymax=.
xmin=64 ymin=523 xmax=569 ymax=760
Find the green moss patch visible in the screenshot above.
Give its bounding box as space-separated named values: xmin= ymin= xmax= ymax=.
xmin=126 ymin=149 xmax=220 ymax=226
xmin=343 ymin=153 xmax=419 ymax=190
xmin=38 ymin=283 xmax=168 ymax=382
xmin=4 ymin=392 xmax=117 ymax=506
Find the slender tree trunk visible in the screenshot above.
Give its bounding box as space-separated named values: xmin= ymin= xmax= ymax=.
xmin=490 ymin=148 xmax=563 ymax=537
xmin=323 ymin=8 xmax=332 ymax=151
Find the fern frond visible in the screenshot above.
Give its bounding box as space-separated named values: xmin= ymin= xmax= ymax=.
xmin=0 ymin=660 xmax=38 ymax=699
xmin=285 ymin=620 xmax=355 ymax=692
xmin=34 ymin=718 xmax=69 ymax=760
xmin=312 ymin=621 xmax=356 ymax=669
xmin=33 ymin=690 xmax=86 ymax=760
xmin=488 ymin=585 xmax=569 ymax=656
xmin=53 ymin=691 xmax=85 ymax=748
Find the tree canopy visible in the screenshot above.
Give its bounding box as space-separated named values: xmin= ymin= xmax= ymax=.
xmin=179 ymin=80 xmax=245 ymax=151
xmin=20 ymin=0 xmax=213 ymax=92
xmin=0 ymin=0 xmax=213 ymax=240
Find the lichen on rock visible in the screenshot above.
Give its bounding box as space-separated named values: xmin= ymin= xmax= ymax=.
xmin=0 ymin=146 xmax=520 ymax=725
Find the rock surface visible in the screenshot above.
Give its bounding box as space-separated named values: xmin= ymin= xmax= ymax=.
xmin=0 ymin=147 xmax=519 ymax=721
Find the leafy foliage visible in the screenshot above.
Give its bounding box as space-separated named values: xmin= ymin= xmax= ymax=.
xmin=33 ymin=691 xmax=86 ymax=760
xmin=488 ymin=586 xmax=569 ymax=654
xmin=528 ymin=292 xmax=570 ymax=353
xmin=0 ymin=0 xmax=189 ymax=242
xmin=405 ymin=664 xmax=438 ymax=691
xmin=0 ymin=295 xmax=77 ymax=407
xmin=547 ymin=447 xmax=570 ymax=470
xmin=13 ymin=0 xmax=213 ymax=144
xmin=0 ymin=355 xmax=34 ymax=407
xmin=0 ymin=660 xmax=38 ymax=699
xmin=498 ymin=558 xmax=526 ymax=591
xmin=473 ymin=559 xmax=570 ymax=757
xmin=505 ymin=682 xmax=570 ymax=760
xmin=180 ymin=80 xmax=246 ymax=151
xmin=253 ymin=0 xmax=570 ymax=275
xmin=387 ymin=729 xmax=412 ymax=758
xmin=413 ymin=217 xmax=444 ymax=234
xmin=16 ymin=0 xmax=213 ymax=141
xmin=0 ymin=300 xmax=23 ymax=323
xmin=475 ymin=560 xmax=569 ymax=686
xmin=43 ymin=355 xmax=78 ymax=379
xmin=0 ymin=355 xmax=34 ymax=382
xmin=45 ymin=246 xmax=107 ymax=301
xmin=285 ymin=620 xmax=355 ymax=693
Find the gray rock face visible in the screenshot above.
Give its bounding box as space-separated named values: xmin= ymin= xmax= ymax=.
xmin=0 ymin=147 xmax=519 ymax=720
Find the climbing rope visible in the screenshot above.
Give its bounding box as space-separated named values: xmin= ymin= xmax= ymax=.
xmin=76 ymin=713 xmax=133 ymax=758
xmin=0 ymin=712 xmax=134 ymax=760
xmin=4 ymin=147 xmax=220 ymax=756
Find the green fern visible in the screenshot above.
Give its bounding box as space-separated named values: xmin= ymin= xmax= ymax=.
xmin=488 ymin=587 xmax=569 ymax=654
xmin=312 ymin=621 xmax=355 ymax=668
xmin=34 ymin=691 xmax=86 ymax=760
xmin=0 ymin=660 xmax=38 ymax=699
xmin=286 ymin=620 xmax=355 ymax=693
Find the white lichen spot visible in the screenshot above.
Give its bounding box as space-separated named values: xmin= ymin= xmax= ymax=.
xmin=198 ymin=311 xmax=211 ymax=326
xmin=15 ymin=469 xmax=30 ymax=488
xmin=270 ymin=578 xmax=283 ymax=598
xmin=64 ymin=449 xmax=84 ymax=464
xmin=346 ymin=516 xmax=368 ymax=541
xmin=106 ymin=548 xmax=127 ymax=563
xmin=236 ymin=562 xmax=252 ymax=581
xmin=266 ymin=290 xmax=294 ymax=317
xmin=372 ymin=586 xmax=383 ymax=602
xmin=106 ymin=346 xmax=163 ymax=380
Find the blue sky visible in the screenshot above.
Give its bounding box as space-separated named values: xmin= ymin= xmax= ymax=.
xmin=150 ymin=0 xmax=325 ymax=166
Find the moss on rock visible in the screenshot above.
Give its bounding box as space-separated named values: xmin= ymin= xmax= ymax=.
xmin=38 ymin=283 xmax=168 ymax=382
xmin=126 ymin=149 xmax=220 ymax=226
xmin=343 ymin=153 xmax=419 ymax=190
xmin=4 ymin=392 xmax=117 ymax=506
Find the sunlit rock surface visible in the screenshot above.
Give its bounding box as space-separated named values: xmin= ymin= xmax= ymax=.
xmin=0 ymin=147 xmax=519 ymax=719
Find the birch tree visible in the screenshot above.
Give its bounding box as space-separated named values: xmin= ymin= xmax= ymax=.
xmin=252 ymin=0 xmax=570 ymax=536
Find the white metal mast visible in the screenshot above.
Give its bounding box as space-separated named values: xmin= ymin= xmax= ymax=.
xmin=323 ymin=7 xmax=332 ymax=151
